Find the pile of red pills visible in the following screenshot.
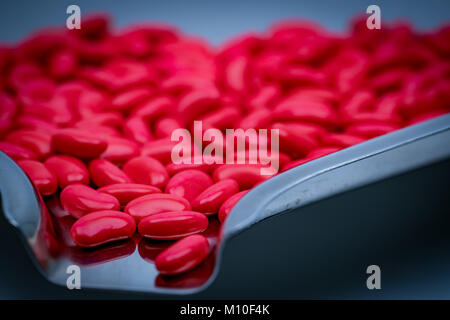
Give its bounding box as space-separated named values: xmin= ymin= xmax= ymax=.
xmin=0 ymin=14 xmax=449 ymax=279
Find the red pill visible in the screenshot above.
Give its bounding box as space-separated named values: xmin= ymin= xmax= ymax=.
xmin=17 ymin=160 xmax=58 ymax=196
xmin=191 ymin=179 xmax=239 ymax=215
xmin=123 ymin=116 xmax=153 ymax=145
xmin=218 ymin=190 xmax=249 ymax=223
xmin=0 ymin=142 xmax=37 ymax=160
xmin=124 ymin=193 xmax=191 ymax=223
xmin=100 ymin=137 xmax=140 ymax=165
xmin=50 ymin=49 xmax=77 ymax=79
xmin=274 ymin=100 xmax=339 ymax=128
xmin=140 ymin=138 xmax=184 ymax=164
xmin=80 ymin=125 xmax=120 ymax=137
xmin=89 ymin=158 xmax=133 ymax=187
xmin=213 ymin=164 xmax=274 ymax=190
xmin=281 ymin=146 xmax=342 ymax=172
xmin=321 ymin=133 xmax=366 ymax=148
xmin=271 ymin=122 xmax=326 ymax=140
xmin=60 ymin=184 xmax=120 ymax=219
xmin=166 ymin=154 xmax=221 ymax=176
xmin=177 ymin=87 xmax=221 ymax=123
xmin=200 ymin=107 xmax=241 ymax=132
xmin=44 ymin=155 xmax=89 ymax=188
xmin=272 ymin=124 xmax=319 ymax=158
xmin=138 ymin=211 xmax=208 ymax=240
xmin=246 ymin=84 xmax=280 ymax=111
xmin=111 ymin=87 xmax=154 ymax=112
xmin=224 ymin=55 xmax=249 ymax=92
xmin=52 ymin=129 xmax=108 ymax=158
xmin=409 ymin=110 xmax=448 ymax=125
xmin=97 ymin=183 xmax=161 ymax=207
xmin=306 ymin=147 xmax=341 ymax=159
xmin=281 ymin=158 xmax=311 ymax=172
xmin=0 ymin=92 xmax=16 ymax=136
xmin=155 ymin=234 xmax=210 ymax=275
xmin=277 ymin=66 xmax=327 ymax=87
xmin=70 ymin=210 xmax=136 ymax=248
xmin=75 ymin=112 xmax=123 ymax=128
xmin=131 ymin=96 xmax=171 ymax=122
xmin=165 ymin=169 xmax=213 ymax=202
xmin=237 ymin=108 xmax=272 ymax=129
xmin=154 ymin=117 xmax=183 ymax=138
xmin=5 ymin=130 xmax=52 ymax=159
xmin=15 ymin=116 xmax=58 ymax=133
xmin=345 ymin=122 xmax=400 ymax=138
xmin=123 ymin=156 xmax=169 ymax=189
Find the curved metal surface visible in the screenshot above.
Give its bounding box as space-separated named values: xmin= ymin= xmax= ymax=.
xmin=0 ymin=114 xmax=449 ymax=296
xmin=224 ymin=114 xmax=450 ymax=237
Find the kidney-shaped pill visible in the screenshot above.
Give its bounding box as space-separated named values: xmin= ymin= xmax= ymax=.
xmin=155 ymin=234 xmax=210 ymax=275
xmin=5 ymin=129 xmax=52 ymax=159
xmin=138 ymin=211 xmax=208 ymax=240
xmin=165 ymin=169 xmax=213 ymax=202
xmin=70 ymin=210 xmax=136 ymax=248
xmin=97 ymin=183 xmax=161 ymax=207
xmin=123 ymin=156 xmax=169 ymax=189
xmin=89 ymin=158 xmax=133 ymax=187
xmin=44 ymin=155 xmax=90 ymax=188
xmin=0 ymin=141 xmax=37 ymax=160
xmin=218 ymin=190 xmax=249 ymax=223
xmin=213 ymin=164 xmax=274 ymax=190
xmin=100 ymin=136 xmax=140 ymax=165
xmin=191 ymin=179 xmax=239 ymax=215
xmin=52 ymin=129 xmax=108 ymax=158
xmin=60 ymin=184 xmax=120 ymax=219
xmin=124 ymin=193 xmax=191 ymax=222
xmin=17 ymin=160 xmax=58 ymax=196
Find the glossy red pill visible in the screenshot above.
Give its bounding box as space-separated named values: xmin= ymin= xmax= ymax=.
xmin=110 ymin=87 xmax=153 ymax=112
xmin=60 ymin=184 xmax=120 ymax=219
xmin=154 ymin=117 xmax=183 ymax=138
xmin=70 ymin=210 xmax=136 ymax=248
xmin=52 ymin=129 xmax=108 ymax=158
xmin=140 ymin=138 xmax=183 ymax=164
xmin=122 ymin=156 xmax=169 ymax=189
xmin=271 ymin=124 xmax=319 ymax=158
xmin=177 ymin=87 xmax=220 ymax=123
xmin=124 ymin=193 xmax=191 ymax=223
xmin=218 ymin=190 xmax=249 ymax=223
xmin=138 ymin=211 xmax=208 ymax=240
xmin=97 ymin=183 xmax=161 ymax=207
xmin=0 ymin=141 xmax=37 ymax=160
xmin=15 ymin=116 xmax=58 ymax=133
xmin=191 ymin=179 xmax=239 ymax=215
xmin=155 ymin=234 xmax=210 ymax=275
xmin=17 ymin=160 xmax=58 ymax=196
xmin=88 ymin=158 xmax=133 ymax=187
xmin=5 ymin=129 xmax=52 ymax=159
xmin=165 ymin=155 xmax=218 ymax=176
xmin=123 ymin=116 xmax=153 ymax=145
xmin=345 ymin=122 xmax=400 ymax=139
xmin=44 ymin=155 xmax=90 ymax=188
xmin=213 ymin=164 xmax=274 ymax=190
xmin=321 ymin=133 xmax=366 ymax=148
xmin=100 ymin=137 xmax=140 ymax=165
xmin=165 ymin=169 xmax=213 ymax=202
